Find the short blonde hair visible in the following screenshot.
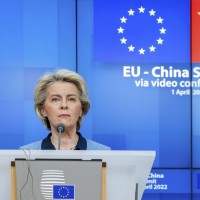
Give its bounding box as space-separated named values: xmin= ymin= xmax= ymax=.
xmin=34 ymin=69 xmax=90 ymax=131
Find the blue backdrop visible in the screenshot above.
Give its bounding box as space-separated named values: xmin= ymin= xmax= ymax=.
xmin=0 ymin=0 xmax=199 ymax=199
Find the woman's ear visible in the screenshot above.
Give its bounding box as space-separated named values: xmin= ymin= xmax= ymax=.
xmin=41 ymin=108 xmax=47 ymax=117
xmin=80 ymin=108 xmax=83 ymax=117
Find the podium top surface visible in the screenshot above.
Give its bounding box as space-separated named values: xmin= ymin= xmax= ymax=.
xmin=0 ymin=149 xmax=155 ymax=164
xmin=0 ymin=149 xmax=155 ymax=156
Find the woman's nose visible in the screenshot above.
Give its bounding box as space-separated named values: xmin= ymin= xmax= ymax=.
xmin=60 ymin=100 xmax=68 ymax=109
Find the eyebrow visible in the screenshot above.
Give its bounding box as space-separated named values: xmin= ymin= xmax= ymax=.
xmin=50 ymin=94 xmax=78 ymax=97
xmin=67 ymin=94 xmax=78 ymax=98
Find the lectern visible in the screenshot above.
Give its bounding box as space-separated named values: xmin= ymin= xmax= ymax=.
xmin=0 ymin=150 xmax=155 ymax=200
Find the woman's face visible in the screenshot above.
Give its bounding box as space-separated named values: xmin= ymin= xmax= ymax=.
xmin=41 ymin=81 xmax=82 ymax=132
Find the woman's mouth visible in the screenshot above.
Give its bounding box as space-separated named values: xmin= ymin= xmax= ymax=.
xmin=58 ymin=114 xmax=70 ymax=118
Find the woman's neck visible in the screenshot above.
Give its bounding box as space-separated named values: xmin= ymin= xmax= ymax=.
xmin=51 ymin=130 xmax=79 ymax=150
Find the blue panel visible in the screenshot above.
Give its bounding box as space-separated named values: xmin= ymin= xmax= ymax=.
xmin=77 ymin=0 xmax=94 ymax=139
xmin=0 ymin=0 xmax=76 ymax=149
xmin=90 ymin=64 xmax=160 ymax=151
xmin=0 ymin=0 xmax=23 ymax=68
xmin=93 ymin=0 xmax=190 ymax=63
xmin=0 ymin=134 xmax=24 ymax=149
xmin=159 ymin=87 xmax=191 ymax=167
xmin=57 ymin=0 xmax=76 ymax=67
xmin=22 ymin=0 xmax=58 ymax=68
xmin=142 ymin=194 xmax=190 ymax=200
xmin=192 ymin=135 xmax=200 ymax=167
xmin=0 ymin=101 xmax=24 ymax=149
xmin=192 ymin=63 xmax=200 ymax=168
xmin=143 ymin=169 xmax=191 ymax=200
xmin=192 ymin=170 xmax=200 ymax=200
xmin=0 ymin=68 xmax=24 ymax=100
xmin=22 ymin=0 xmax=76 ymax=68
xmin=78 ymin=0 xmax=191 ymax=167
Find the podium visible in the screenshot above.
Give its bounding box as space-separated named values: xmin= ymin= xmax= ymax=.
xmin=0 ymin=150 xmax=155 ymax=200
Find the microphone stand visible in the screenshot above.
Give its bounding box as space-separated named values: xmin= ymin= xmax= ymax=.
xmin=58 ymin=129 xmax=61 ymax=150
xmin=56 ymin=123 xmax=65 ymax=150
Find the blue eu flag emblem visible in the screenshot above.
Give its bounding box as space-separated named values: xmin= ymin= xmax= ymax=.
xmin=53 ymin=185 xmax=75 ymax=199
xmin=94 ymin=0 xmax=190 ymax=63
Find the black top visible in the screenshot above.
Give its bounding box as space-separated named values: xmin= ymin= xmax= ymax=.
xmin=41 ymin=132 xmax=87 ymax=150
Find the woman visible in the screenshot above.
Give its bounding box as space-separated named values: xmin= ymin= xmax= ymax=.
xmin=20 ymin=69 xmax=110 ymax=150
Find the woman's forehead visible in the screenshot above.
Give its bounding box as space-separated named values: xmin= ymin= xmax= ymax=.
xmin=46 ymin=81 xmax=79 ymax=96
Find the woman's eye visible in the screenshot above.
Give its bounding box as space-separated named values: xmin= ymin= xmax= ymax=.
xmin=68 ymin=98 xmax=76 ymax=102
xmin=52 ymin=98 xmax=60 ymax=102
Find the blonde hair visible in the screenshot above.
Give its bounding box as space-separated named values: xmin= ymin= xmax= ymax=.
xmin=34 ymin=69 xmax=90 ymax=131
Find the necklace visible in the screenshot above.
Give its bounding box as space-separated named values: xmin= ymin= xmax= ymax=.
xmin=51 ymin=135 xmax=79 ymax=150
xmin=53 ymin=144 xmax=77 ymax=150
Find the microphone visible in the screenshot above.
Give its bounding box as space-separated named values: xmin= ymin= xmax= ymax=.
xmin=56 ymin=123 xmax=65 ymax=133
xmin=56 ymin=123 xmax=65 ymax=150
